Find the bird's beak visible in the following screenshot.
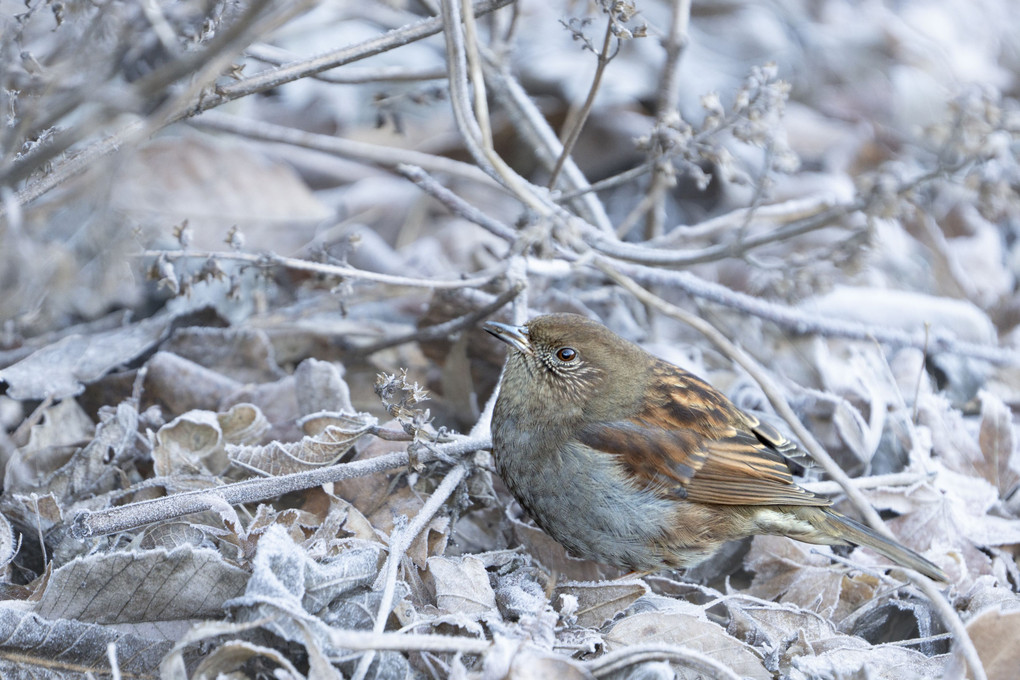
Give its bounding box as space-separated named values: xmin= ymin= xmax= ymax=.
xmin=483 ymin=321 xmax=533 ymax=356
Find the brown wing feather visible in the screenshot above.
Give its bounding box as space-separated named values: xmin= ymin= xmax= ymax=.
xmin=576 ymin=362 xmax=829 ymax=507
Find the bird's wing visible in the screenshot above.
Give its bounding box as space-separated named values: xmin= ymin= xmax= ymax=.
xmin=575 ymin=366 xmax=828 ymax=507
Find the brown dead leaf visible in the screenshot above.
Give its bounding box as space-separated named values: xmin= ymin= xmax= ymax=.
xmin=228 ymin=413 xmax=375 ymax=475
xmin=295 ymin=358 xmax=355 ymax=416
xmin=0 ymin=310 xmax=177 ymax=401
xmin=427 ymin=555 xmax=498 ymax=617
xmin=605 ymin=609 xmax=770 ymax=679
xmin=24 ymin=545 xmax=249 ymax=624
xmin=554 ymin=579 xmax=649 ymax=628
xmin=154 ymin=409 xmax=229 ymax=476
xmin=965 ymin=607 xmax=1020 ymax=680
xmin=746 ymin=535 xmax=872 ymax=620
xmin=976 ymin=390 xmax=1020 ymax=500
xmin=786 ymin=630 xmax=946 ymax=678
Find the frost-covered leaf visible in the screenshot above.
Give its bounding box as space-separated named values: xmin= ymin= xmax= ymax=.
xmin=295 ymin=358 xmax=355 ymax=416
xmin=7 ymin=401 xmax=138 ymax=512
xmin=0 ymin=311 xmax=177 ymax=400
xmin=787 ymin=632 xmax=946 ymax=678
xmin=192 ymin=640 xmax=309 ymax=680
xmin=139 ymin=522 xmax=214 ymax=551
xmin=727 ymin=601 xmax=838 ymax=650
xmin=605 ymin=610 xmax=770 ymax=679
xmin=153 ymin=403 xmax=269 ymax=476
xmin=229 ymin=413 xmax=375 ymax=475
xmin=153 ymin=408 xmax=227 ymax=476
xmin=227 ymin=524 xmax=383 ymax=649
xmin=0 ymin=512 xmax=17 ymax=570
xmin=218 ymin=402 xmax=271 ymax=445
xmin=553 ymin=580 xmax=648 ymax=629
xmin=966 ymin=606 xmax=1020 ymax=680
xmin=0 ymin=607 xmax=170 ymax=678
xmin=114 ymin=136 xmax=332 ymax=252
xmin=23 ymin=545 xmax=248 ymax=624
xmin=143 ymin=350 xmax=243 ymax=414
xmin=746 ymin=536 xmax=874 ymax=620
xmin=163 ymin=326 xmax=286 ymax=383
xmin=976 ymin=390 xmax=1020 ymax=499
xmin=870 ymin=471 xmax=1020 ymax=577
xmin=427 ymin=555 xmax=498 ymax=618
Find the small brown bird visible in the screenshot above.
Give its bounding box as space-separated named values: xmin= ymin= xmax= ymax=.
xmin=485 ymin=314 xmax=946 ymax=581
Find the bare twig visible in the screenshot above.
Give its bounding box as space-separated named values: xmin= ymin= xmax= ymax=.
xmin=141 ymin=249 xmax=507 ymax=290
xmin=585 ymin=644 xmax=741 ymax=680
xmin=595 ymin=200 xmax=860 ymax=266
xmin=801 ymin=471 xmax=933 ymax=496
xmin=327 ymin=629 xmax=490 ymax=655
xmin=396 ymin=164 xmax=517 ymax=240
xmin=245 ymin=44 xmax=447 ymax=83
xmin=643 ymin=0 xmax=690 ymax=239
xmin=441 ymin=0 xmax=548 ymax=213
xmin=601 ymin=258 xmax=1019 ymax=365
xmin=350 ymin=281 xmax=525 ymax=356
xmin=353 ymin=463 xmax=470 ymax=680
xmin=72 ymin=436 xmax=489 ymax=538
xmin=192 ymin=112 xmax=496 ymax=187
xmin=480 ymin=46 xmax=614 ymax=231
xmin=547 ymin=14 xmax=615 ymax=190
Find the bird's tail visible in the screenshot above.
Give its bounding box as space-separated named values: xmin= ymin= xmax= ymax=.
xmin=817 ymin=510 xmax=947 ymax=582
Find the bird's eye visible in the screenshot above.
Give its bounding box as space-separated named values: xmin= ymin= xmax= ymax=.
xmin=556 ymin=347 xmax=578 ymax=362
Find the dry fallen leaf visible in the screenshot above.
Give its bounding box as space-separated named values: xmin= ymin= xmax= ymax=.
xmin=604 ymin=608 xmax=771 ymax=680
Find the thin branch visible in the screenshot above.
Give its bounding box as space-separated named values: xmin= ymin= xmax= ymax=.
xmin=191 ymin=111 xmax=497 ymax=187
xmin=554 ymin=160 xmax=656 ymax=202
xmin=396 ymin=164 xmax=517 ymax=241
xmin=207 ymin=0 xmax=513 ymax=110
xmin=585 ymin=644 xmax=741 ymax=680
xmin=801 ymin=471 xmax=933 ymax=497
xmin=592 ymin=200 xmax=860 ymax=266
xmin=601 ymin=257 xmax=1020 ymax=365
xmin=643 ymin=0 xmax=691 ymax=239
xmin=245 ymin=44 xmax=447 ymax=83
xmin=909 ymin=574 xmax=987 ymax=680
xmin=547 ymin=15 xmax=615 ymax=190
xmin=72 ymin=436 xmax=489 ymax=538
xmin=141 ymin=249 xmax=507 ymax=290
xmin=480 ymin=45 xmax=614 ymax=231
xmin=353 ymin=464 xmax=470 ymax=680
xmin=440 ymin=0 xmax=607 ymax=240
xmin=649 ymin=194 xmax=844 ymax=243
xmin=327 ymin=629 xmax=490 ymax=655
xmin=460 ymin=0 xmax=494 ymax=149
xmin=349 ymin=281 xmax=525 ymax=357
xmin=440 ymin=0 xmax=549 ymax=213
